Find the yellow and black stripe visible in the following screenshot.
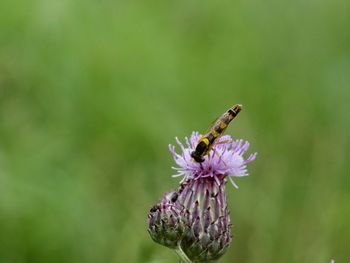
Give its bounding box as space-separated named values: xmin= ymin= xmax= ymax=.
xmin=191 ymin=104 xmax=242 ymax=163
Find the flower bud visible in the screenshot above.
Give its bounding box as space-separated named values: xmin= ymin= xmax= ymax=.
xmin=148 ymin=191 xmax=184 ymax=248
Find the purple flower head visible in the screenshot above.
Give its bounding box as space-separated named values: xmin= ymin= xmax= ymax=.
xmin=148 ymin=128 xmax=257 ymax=262
xmin=169 ymin=131 xmax=257 ymax=188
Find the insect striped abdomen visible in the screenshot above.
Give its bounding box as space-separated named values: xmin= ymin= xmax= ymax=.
xmin=191 ymin=104 xmax=242 ymax=162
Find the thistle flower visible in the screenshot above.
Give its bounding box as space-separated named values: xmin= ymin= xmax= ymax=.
xmin=169 ymin=132 xmax=256 ymax=189
xmin=148 ymin=131 xmax=256 ymax=262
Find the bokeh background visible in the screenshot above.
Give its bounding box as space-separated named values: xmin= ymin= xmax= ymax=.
xmin=1 ymin=0 xmax=349 ymax=262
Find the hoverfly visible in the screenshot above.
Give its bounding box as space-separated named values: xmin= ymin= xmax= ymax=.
xmin=191 ymin=104 xmax=242 ymax=163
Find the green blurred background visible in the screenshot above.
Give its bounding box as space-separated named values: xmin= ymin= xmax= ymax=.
xmin=1 ymin=0 xmax=349 ymax=262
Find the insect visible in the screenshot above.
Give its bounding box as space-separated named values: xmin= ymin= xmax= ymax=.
xmin=190 ymin=104 xmax=242 ymax=163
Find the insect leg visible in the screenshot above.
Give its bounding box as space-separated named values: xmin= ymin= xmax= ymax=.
xmin=215 ymin=139 xmax=230 ymax=145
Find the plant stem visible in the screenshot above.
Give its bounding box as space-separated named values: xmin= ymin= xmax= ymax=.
xmin=174 ymin=244 xmax=192 ymax=263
